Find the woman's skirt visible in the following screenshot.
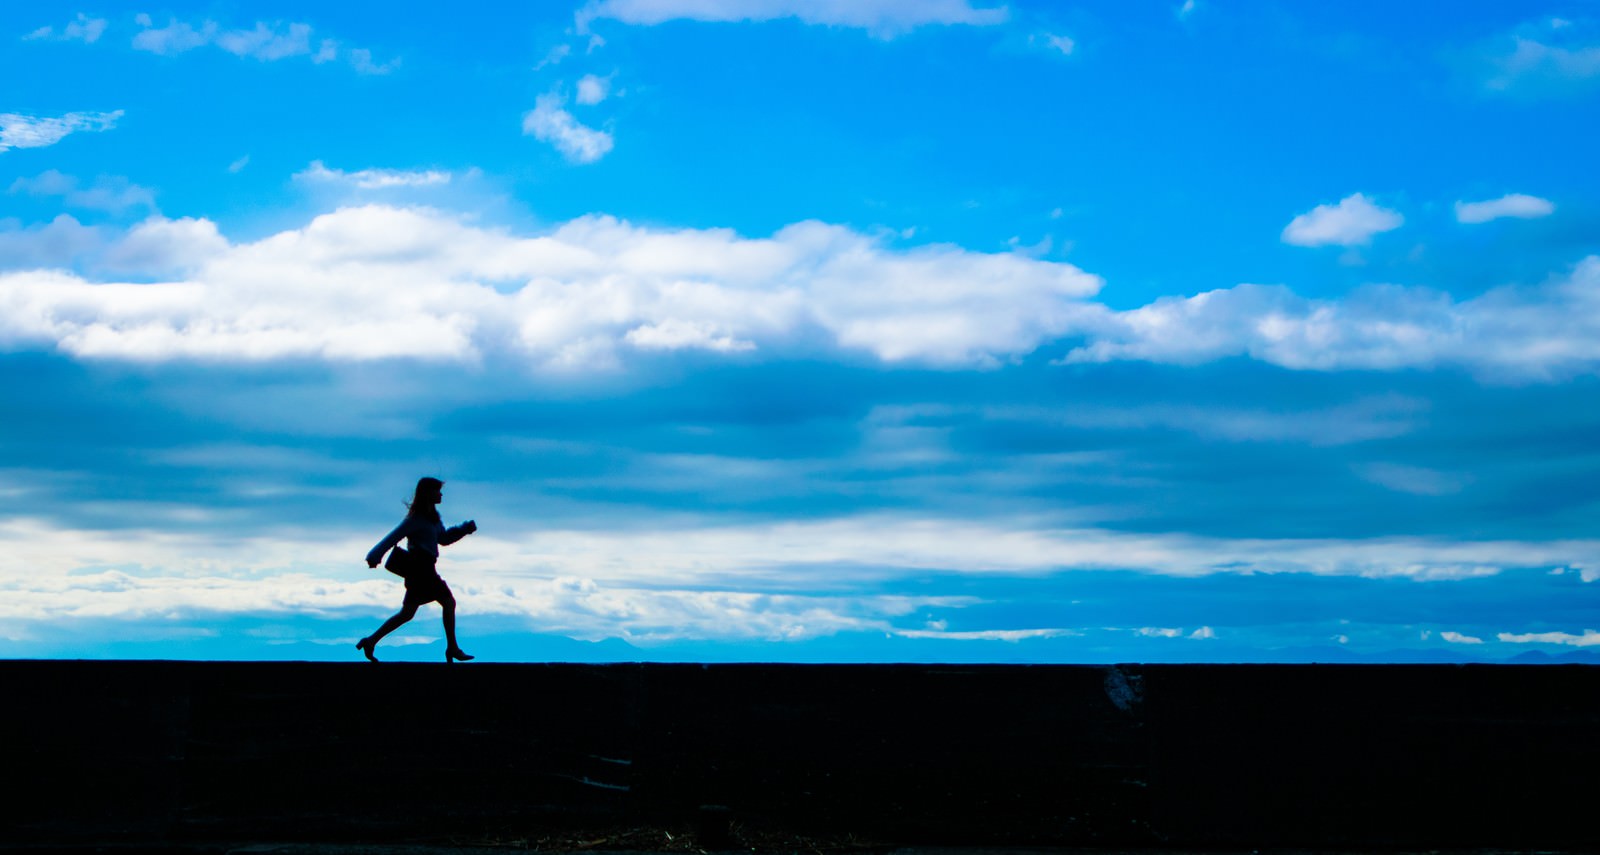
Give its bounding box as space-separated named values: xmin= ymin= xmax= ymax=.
xmin=402 ymin=556 xmax=453 ymax=606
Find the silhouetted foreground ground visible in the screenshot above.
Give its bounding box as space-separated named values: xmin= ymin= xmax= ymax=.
xmin=4 ymin=661 xmax=1597 ymax=853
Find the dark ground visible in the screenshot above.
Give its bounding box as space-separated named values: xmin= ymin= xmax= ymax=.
xmin=4 ymin=661 xmax=1596 ymax=853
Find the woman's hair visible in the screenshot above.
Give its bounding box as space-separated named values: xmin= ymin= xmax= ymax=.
xmin=405 ymin=476 xmax=444 ymax=522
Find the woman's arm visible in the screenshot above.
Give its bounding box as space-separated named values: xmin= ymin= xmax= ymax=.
xmin=439 ymin=519 xmax=477 ymax=546
xmin=365 ymin=520 xmax=410 ymax=567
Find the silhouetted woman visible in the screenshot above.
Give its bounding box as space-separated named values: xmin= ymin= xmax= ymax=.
xmin=358 ymin=476 xmax=478 ymax=663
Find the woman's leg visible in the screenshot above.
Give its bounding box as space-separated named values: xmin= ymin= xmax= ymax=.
xmin=440 ymin=591 xmax=474 ymax=660
xmin=366 ymin=603 xmax=419 ymax=646
xmin=440 ymin=591 xmax=460 ymax=651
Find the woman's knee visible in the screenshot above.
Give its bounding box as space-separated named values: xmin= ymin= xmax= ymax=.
xmin=398 ymin=604 xmax=420 ymax=620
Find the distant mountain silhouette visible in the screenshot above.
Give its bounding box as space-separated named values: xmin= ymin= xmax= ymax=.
xmin=1507 ymin=649 xmax=1600 ymax=665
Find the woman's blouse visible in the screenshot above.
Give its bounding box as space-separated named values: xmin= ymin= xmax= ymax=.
xmin=367 ymin=514 xmax=472 ymax=566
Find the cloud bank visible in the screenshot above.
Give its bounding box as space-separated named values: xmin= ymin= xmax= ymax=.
xmin=3 ymin=509 xmax=1599 ymax=649
xmin=130 ymin=14 xmax=397 ymax=73
xmin=6 ymin=203 xmax=1600 ymax=381
xmin=1481 ymin=17 xmax=1600 ymax=94
xmin=9 ymin=170 xmax=156 ymax=214
xmin=294 ymin=161 xmax=452 ymax=190
xmin=1060 ymin=256 xmax=1600 ymax=381
xmin=25 ymin=13 xmax=108 ymax=43
xmin=577 ymin=0 xmax=1010 ymax=38
xmin=0 ymin=205 xmax=1100 ymax=369
xmin=0 ymin=110 xmax=122 ymax=153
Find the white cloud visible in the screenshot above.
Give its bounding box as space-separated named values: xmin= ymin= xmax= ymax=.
xmin=1482 ymin=18 xmax=1600 ymax=93
xmin=130 ymin=14 xmax=396 ymax=72
xmin=294 ymin=160 xmax=452 ymax=190
xmin=0 ymin=204 xmax=1100 ymax=368
xmin=1177 ymin=1 xmax=1198 ymax=20
xmin=1059 ymin=255 xmax=1600 ymax=382
xmin=8 ymin=511 xmax=1600 ymax=646
xmin=0 ymin=110 xmax=123 ymax=153
xmin=1039 ymin=32 xmax=1075 ymax=55
xmin=7 ymin=512 xmax=1600 ymax=646
xmin=503 ymin=516 xmax=1568 ymax=584
xmin=215 ymin=21 xmax=312 ymax=60
xmin=25 ymin=13 xmax=108 ymax=43
xmin=523 ymin=93 xmax=615 ymax=164
xmin=0 ymin=566 xmax=936 ymax=646
xmin=1123 ymin=626 xmax=1213 ymax=640
xmin=894 ymin=627 xmax=1075 ymax=641
xmin=983 ymin=395 xmax=1425 ymax=446
xmin=16 ymin=203 xmax=1600 ymax=384
xmin=535 ymin=43 xmax=572 ymax=70
xmin=0 ymin=518 xmax=971 ymax=643
xmin=131 ymin=14 xmax=215 ymax=54
xmin=101 ymin=216 xmax=229 ymax=275
xmin=576 ymin=73 xmax=612 ymax=105
xmin=1440 ymin=631 xmax=1484 ymax=644
xmin=0 ymin=214 xmax=102 ymax=270
xmin=1496 ymin=629 xmax=1600 ymax=647
xmin=1455 ymin=193 xmax=1555 ymax=223
xmin=348 ymin=47 xmax=399 ymax=75
xmin=1356 ymin=463 xmax=1472 ymax=496
xmin=1282 ymin=193 xmax=1404 ymax=247
xmin=228 ymin=156 xmax=250 ymax=173
xmin=9 ymin=170 xmax=156 ymax=214
xmin=578 ymin=0 xmax=1009 ymax=38
xmin=624 ymin=319 xmax=755 ymax=352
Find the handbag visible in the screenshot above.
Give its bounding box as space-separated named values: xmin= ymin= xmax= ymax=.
xmin=383 ymin=545 xmax=416 ymax=579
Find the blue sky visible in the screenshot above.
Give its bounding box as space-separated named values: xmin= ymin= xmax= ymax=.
xmin=3 ymin=1 xmax=1600 ymax=663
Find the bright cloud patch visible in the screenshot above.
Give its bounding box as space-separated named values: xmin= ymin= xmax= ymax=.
xmin=6 ymin=514 xmax=1600 ymax=641
xmin=578 ymin=0 xmax=1009 ymax=38
xmin=0 ymin=110 xmax=122 ymax=153
xmin=0 ymin=569 xmax=929 ymax=644
xmin=294 ymin=161 xmax=452 ymax=190
xmin=130 ymin=14 xmax=395 ymax=73
xmin=0 ymin=215 xmax=102 ymax=269
xmin=523 ymin=93 xmax=614 ymax=164
xmin=25 ymin=13 xmax=108 ymax=43
xmin=1455 ymin=193 xmax=1555 ymax=223
xmin=1038 ymin=32 xmax=1075 ymax=55
xmin=10 ymin=202 xmax=1600 ymax=381
xmin=1060 ymin=256 xmax=1600 ymax=381
xmin=896 ymin=627 xmax=1075 ymax=641
xmin=1482 ymin=17 xmax=1600 ymax=93
xmin=1496 ymin=629 xmax=1600 ymax=647
xmin=1281 ymin=193 xmax=1404 ymax=247
xmin=0 ymin=204 xmax=1100 ymax=368
xmin=576 ymin=74 xmax=612 ymax=105
xmin=9 ymin=170 xmax=156 ymax=214
xmin=214 ymin=21 xmax=313 ymax=60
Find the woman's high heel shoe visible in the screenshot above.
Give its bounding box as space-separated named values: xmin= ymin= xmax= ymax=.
xmin=356 ymin=637 xmax=379 ymax=663
xmin=445 ymin=647 xmax=475 ymax=663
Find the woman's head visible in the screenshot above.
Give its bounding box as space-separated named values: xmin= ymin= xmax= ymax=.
xmin=408 ymin=477 xmax=445 ymax=518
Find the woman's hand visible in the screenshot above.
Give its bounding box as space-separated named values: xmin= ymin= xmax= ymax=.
xmin=462 ymin=520 xmax=478 ymax=534
xmin=367 ymin=558 xmax=380 ymax=568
